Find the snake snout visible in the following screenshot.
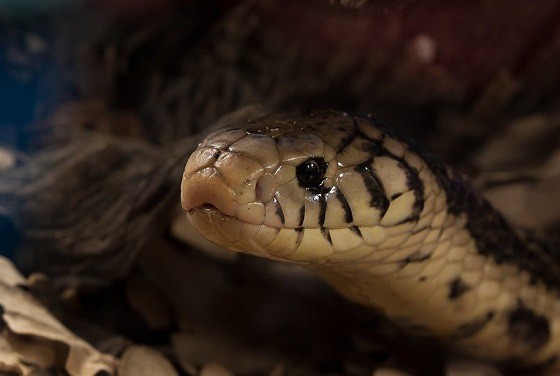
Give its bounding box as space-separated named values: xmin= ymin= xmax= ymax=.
xmin=181 ymin=166 xmax=237 ymax=216
xmin=181 ymin=145 xmax=272 ymax=226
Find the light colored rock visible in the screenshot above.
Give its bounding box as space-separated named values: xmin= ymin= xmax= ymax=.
xmin=373 ymin=367 xmax=412 ymax=376
xmin=199 ymin=362 xmax=234 ymax=376
xmin=0 ymin=147 xmax=15 ymax=172
xmin=446 ymin=359 xmax=503 ymax=376
xmin=0 ymin=257 xmax=116 ymax=376
xmin=118 ymin=346 xmax=178 ymax=376
xmin=172 ymin=332 xmax=279 ymax=375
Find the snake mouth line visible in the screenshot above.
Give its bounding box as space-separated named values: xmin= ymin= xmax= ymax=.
xmin=188 ymin=204 xmax=257 ymax=228
xmin=187 ymin=204 xmax=293 ymax=261
xmin=188 ymin=204 xmax=231 ymax=219
xmin=193 ymin=203 xmax=221 ymax=213
xmin=188 ymin=204 xmax=314 ymax=262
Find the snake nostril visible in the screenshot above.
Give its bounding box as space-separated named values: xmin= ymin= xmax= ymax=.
xmin=255 ymin=173 xmax=276 ymax=203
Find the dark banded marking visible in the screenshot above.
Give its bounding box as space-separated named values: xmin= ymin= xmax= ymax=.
xmin=449 ymin=277 xmax=471 ymax=299
xmin=373 ymin=147 xmax=424 ymax=220
xmin=321 ymin=227 xmax=333 ymax=245
xmin=508 ymin=305 xmax=550 ymax=350
xmin=318 ymin=194 xmax=327 ymax=227
xmin=366 ymin=116 xmax=399 ymax=140
xmin=336 ymin=118 xmax=359 ymax=153
xmin=382 ymin=154 xmax=424 ymax=214
xmin=391 ymin=192 xmax=403 ymax=200
xmin=274 ymin=195 xmax=285 ymax=224
xmin=357 ymin=159 xmax=386 ymax=192
xmin=374 ymin=140 xmax=424 ymax=215
xmin=359 ymin=137 xmax=382 ymax=156
xmin=357 ymin=133 xmax=425 ymax=217
xmin=395 ymin=214 xmax=421 ymax=226
xmin=453 ymin=311 xmax=495 ymax=339
xmin=295 ymin=227 xmax=305 ymax=249
xmin=355 ymin=116 xmax=386 ymax=145
xmin=334 ymin=188 xmax=353 ymax=223
xmin=354 ymin=163 xmax=389 ymax=214
xmin=298 ymin=205 xmax=305 ymax=227
xmin=350 ymin=226 xmax=362 ymax=237
xmin=411 ymin=225 xmax=429 ymax=235
xmin=269 ymin=227 xmax=281 ymax=245
xmin=401 ymin=162 xmax=425 ymax=213
xmin=399 ymin=250 xmax=431 ymax=268
xmin=414 ymin=146 xmax=560 ymax=291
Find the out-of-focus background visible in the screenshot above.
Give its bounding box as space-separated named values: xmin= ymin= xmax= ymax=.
xmin=1 ymin=1 xmax=560 ymax=375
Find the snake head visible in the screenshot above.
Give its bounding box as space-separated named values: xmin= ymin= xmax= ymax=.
xmin=182 ymin=110 xmax=434 ymax=264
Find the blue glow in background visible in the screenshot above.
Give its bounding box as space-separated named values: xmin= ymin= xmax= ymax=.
xmin=0 ymin=0 xmax=81 ymax=258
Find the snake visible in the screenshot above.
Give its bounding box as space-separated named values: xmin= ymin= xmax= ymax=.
xmin=180 ymin=109 xmax=560 ymax=372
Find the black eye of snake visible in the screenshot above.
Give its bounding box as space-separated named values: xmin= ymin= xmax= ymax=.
xmin=296 ymin=158 xmax=327 ymax=190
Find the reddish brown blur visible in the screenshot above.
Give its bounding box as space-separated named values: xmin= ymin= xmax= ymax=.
xmin=263 ymin=0 xmax=560 ymax=96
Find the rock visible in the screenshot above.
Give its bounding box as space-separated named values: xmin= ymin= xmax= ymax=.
xmin=373 ymin=367 xmax=412 ymax=376
xmin=446 ymin=359 xmax=502 ymax=376
xmin=0 ymin=147 xmax=15 ymax=172
xmin=199 ymin=362 xmax=234 ymax=376
xmin=118 ymin=346 xmax=178 ymax=376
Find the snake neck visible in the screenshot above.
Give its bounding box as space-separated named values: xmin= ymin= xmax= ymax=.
xmin=311 ymin=159 xmax=560 ymax=367
xmin=433 ymin=163 xmax=560 ymax=290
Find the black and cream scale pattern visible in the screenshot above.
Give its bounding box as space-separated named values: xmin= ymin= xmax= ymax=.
xmin=181 ymin=110 xmax=560 ymax=372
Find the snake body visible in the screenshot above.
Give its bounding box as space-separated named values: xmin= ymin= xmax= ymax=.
xmin=181 ymin=110 xmax=560 ymax=370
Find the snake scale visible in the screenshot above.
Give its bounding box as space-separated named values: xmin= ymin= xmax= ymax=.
xmin=181 ymin=109 xmax=560 ymax=372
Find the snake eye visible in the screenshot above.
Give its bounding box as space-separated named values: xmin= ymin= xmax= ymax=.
xmin=296 ymin=158 xmax=327 ymax=190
